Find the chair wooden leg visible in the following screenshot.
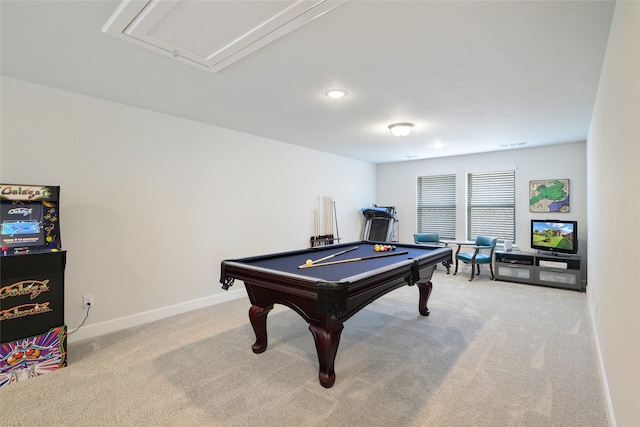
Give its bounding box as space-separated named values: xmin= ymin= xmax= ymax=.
xmin=469 ymin=261 xmax=476 ymax=281
xmin=489 ymin=263 xmax=495 ymax=280
xmin=453 ymin=258 xmax=459 ymax=275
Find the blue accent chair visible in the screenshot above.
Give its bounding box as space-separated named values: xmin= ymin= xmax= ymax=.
xmin=413 ymin=233 xmax=447 ymax=245
xmin=453 ymin=236 xmax=497 ymax=281
xmin=414 ymin=233 xmax=451 ymax=274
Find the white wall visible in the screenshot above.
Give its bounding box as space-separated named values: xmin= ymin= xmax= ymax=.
xmin=376 ymin=142 xmax=587 ymax=257
xmin=586 ymin=1 xmax=640 ymax=426
xmin=0 ymin=77 xmax=375 ymax=342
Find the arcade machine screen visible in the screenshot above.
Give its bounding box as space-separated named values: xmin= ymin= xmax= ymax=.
xmin=1 ymin=203 xmax=46 ymax=249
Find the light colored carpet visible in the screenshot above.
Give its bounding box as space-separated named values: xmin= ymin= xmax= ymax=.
xmin=0 ymin=267 xmax=608 ymax=426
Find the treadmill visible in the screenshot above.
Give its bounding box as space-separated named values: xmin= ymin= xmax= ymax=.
xmin=360 ymin=206 xmax=398 ymax=242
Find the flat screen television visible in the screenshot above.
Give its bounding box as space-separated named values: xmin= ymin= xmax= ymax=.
xmin=531 ymin=220 xmax=577 ymax=255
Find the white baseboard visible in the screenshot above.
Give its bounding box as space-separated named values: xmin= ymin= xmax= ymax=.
xmin=67 ymin=289 xmax=246 ymax=344
xmin=587 ymin=295 xmax=616 ymax=427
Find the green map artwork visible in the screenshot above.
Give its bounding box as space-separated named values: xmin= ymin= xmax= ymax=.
xmin=529 ymin=179 xmax=570 ymax=212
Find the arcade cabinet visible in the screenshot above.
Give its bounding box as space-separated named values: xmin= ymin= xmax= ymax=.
xmin=0 ymin=184 xmax=67 ymax=387
xmin=360 ymin=206 xmax=398 ymax=242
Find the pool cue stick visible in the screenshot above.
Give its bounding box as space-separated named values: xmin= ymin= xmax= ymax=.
xmin=328 ymin=196 xmax=332 ymax=236
xmin=324 ymin=196 xmax=326 ymax=236
xmin=322 ymin=196 xmax=326 ymax=236
xmin=297 ymin=246 xmax=359 ymax=268
xmin=330 ymin=196 xmax=334 ymax=237
xmin=327 ymin=196 xmax=333 ymax=238
xmin=328 ymin=196 xmax=331 ymax=237
xmin=333 ymin=201 xmax=339 ymax=243
xmin=316 ymin=196 xmax=321 ymax=241
xmin=314 ymin=208 xmax=318 ymax=244
xmin=325 ymin=196 xmax=329 ymax=236
xmin=299 ymin=251 xmax=409 ymax=269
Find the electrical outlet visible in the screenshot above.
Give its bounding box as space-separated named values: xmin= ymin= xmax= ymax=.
xmin=83 ymin=294 xmax=94 ymax=308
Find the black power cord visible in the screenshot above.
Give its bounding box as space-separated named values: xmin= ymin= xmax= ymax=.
xmin=69 ymin=302 xmax=91 ymax=335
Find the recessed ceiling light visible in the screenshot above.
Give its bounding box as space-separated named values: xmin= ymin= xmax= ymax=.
xmin=325 ymin=89 xmax=347 ymax=99
xmin=433 ymin=141 xmax=444 ymax=149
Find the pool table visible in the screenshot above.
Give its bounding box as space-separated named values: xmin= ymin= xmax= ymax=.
xmin=220 ymin=241 xmax=452 ymax=388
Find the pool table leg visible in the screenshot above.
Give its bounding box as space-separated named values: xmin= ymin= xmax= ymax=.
xmin=249 ymin=304 xmax=273 ymax=353
xmin=309 ymin=323 xmax=344 ymax=388
xmin=417 ymin=280 xmax=433 ymax=316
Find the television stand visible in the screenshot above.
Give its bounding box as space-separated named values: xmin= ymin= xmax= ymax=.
xmin=495 ymin=251 xmax=583 ymax=291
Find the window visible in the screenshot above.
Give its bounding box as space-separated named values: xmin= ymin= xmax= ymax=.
xmin=416 ymin=174 xmax=456 ymax=239
xmin=467 ymin=170 xmax=515 ymax=242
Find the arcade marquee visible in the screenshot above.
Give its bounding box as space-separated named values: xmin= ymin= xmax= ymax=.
xmin=0 ymin=183 xmax=67 ymax=387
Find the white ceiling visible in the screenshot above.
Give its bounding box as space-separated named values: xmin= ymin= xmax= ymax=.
xmin=0 ymin=0 xmax=616 ymax=164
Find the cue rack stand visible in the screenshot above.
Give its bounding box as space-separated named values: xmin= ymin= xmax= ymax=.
xmin=310 ymin=196 xmax=341 ymax=247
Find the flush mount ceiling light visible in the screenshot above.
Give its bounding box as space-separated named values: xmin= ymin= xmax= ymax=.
xmin=325 ymin=89 xmax=347 ymax=99
xmin=388 ymin=122 xmax=415 ymax=137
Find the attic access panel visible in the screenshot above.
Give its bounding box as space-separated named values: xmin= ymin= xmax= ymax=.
xmin=102 ymin=0 xmax=345 ymax=73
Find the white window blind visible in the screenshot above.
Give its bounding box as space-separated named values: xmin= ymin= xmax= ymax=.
xmin=417 ymin=174 xmax=456 ymax=239
xmin=467 ymin=170 xmax=515 ymax=241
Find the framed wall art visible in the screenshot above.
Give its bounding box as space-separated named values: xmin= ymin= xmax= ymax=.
xmin=529 ymin=179 xmax=570 ymax=213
